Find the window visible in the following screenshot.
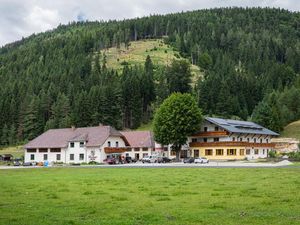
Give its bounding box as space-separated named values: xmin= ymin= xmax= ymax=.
xmin=260 ymin=139 xmax=262 ymax=143
xmin=247 ymin=138 xmax=250 ymax=142
xmin=266 ymin=139 xmax=269 ymax=143
xmin=127 ymin=148 xmax=132 ymax=151
xmin=232 ymin=137 xmax=235 ymax=141
xmin=70 ymin=154 xmax=74 ymax=160
xmin=194 ymin=149 xmax=199 ymax=157
xmin=27 ymin=149 xmax=36 ymax=153
xmin=143 ymin=153 xmax=148 ymax=157
xmin=246 ymin=149 xmax=251 ymax=155
xmin=205 ymin=149 xmax=213 ymax=156
xmin=163 ymin=147 xmax=168 ymax=151
xmin=108 ymin=141 xmax=111 ymax=147
xmin=79 ymin=154 xmax=84 ymax=161
xmin=240 ymin=149 xmax=245 ymax=156
xmin=263 ymin=149 xmax=265 ymax=155
xmin=80 ymin=142 xmax=84 ymax=147
xmin=216 ymin=149 xmax=224 ymax=156
xmin=227 ymin=149 xmax=236 ymax=155
xmin=50 ymin=148 xmax=61 ymax=152
xmin=134 ymin=148 xmax=140 ymax=151
xmin=254 ymin=138 xmax=256 ymax=143
xmin=203 ymin=138 xmax=207 ymax=143
xmin=214 ymin=137 xmax=219 ymax=142
xmin=43 ymin=154 xmax=48 ymax=160
xmin=204 ymin=127 xmax=208 ymax=132
xmin=56 ymin=154 xmax=61 ymax=161
xmin=39 ymin=148 xmax=48 ymax=153
xmin=215 ymin=126 xmax=219 ymax=131
xmin=30 ymin=154 xmax=35 ymax=160
xmin=239 ymin=138 xmax=243 ymax=142
xmin=116 ymin=141 xmax=119 ymax=147
xmin=70 ymin=142 xmax=75 ymax=148
xmin=254 ymin=149 xmax=259 ymax=155
xmin=171 ymin=150 xmax=176 ymax=156
xmin=142 ymin=148 xmax=148 ymax=151
xmin=192 ymin=138 xmax=197 ymax=143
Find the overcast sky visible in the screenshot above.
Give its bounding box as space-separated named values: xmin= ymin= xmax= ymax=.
xmin=0 ymin=0 xmax=299 ymax=47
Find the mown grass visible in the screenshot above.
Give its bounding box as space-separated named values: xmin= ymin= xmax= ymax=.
xmin=101 ymin=39 xmax=202 ymax=80
xmin=0 ymin=168 xmax=299 ymax=225
xmin=281 ymin=120 xmax=300 ymax=140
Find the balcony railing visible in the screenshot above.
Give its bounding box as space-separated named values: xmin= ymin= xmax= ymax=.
xmin=104 ymin=147 xmax=129 ymax=154
xmin=191 ymin=131 xmax=229 ymax=137
xmin=189 ymin=141 xmax=275 ymax=148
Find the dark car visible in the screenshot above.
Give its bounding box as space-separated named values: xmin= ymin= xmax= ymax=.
xmin=125 ymin=156 xmax=137 ymax=163
xmin=23 ymin=162 xmax=32 ymax=166
xmin=13 ymin=161 xmax=21 ymax=166
xmin=157 ymin=157 xmax=172 ymax=163
xmin=183 ymin=157 xmax=194 ymax=163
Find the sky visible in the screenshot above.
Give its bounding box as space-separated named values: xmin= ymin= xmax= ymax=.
xmin=0 ymin=0 xmax=299 ymax=47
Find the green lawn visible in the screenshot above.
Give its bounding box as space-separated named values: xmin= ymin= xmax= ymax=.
xmin=0 ymin=168 xmax=299 ymax=225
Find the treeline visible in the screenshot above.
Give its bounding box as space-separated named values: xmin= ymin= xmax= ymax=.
xmin=1 ymin=7 xmax=300 ymax=145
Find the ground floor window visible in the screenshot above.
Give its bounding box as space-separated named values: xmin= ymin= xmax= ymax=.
xmin=79 ymin=154 xmax=84 ymax=161
xmin=180 ymin=150 xmax=188 ymax=158
xmin=56 ymin=154 xmax=61 ymax=161
xmin=227 ymin=149 xmax=236 ymax=156
xmin=216 ymin=149 xmax=224 ymax=155
xmin=43 ymin=154 xmax=48 ymax=160
xmin=240 ymin=149 xmax=245 ymax=156
xmin=194 ymin=149 xmax=199 ymax=157
xmin=205 ymin=149 xmax=213 ymax=156
xmin=171 ymin=150 xmax=176 ymax=156
xmin=135 ymin=153 xmax=140 ymax=160
xmin=30 ymin=154 xmax=35 ymax=160
xmin=246 ymin=149 xmax=251 ymax=155
xmin=143 ymin=153 xmax=148 ymax=157
xmin=263 ymin=149 xmax=265 ymax=155
xmin=254 ymin=149 xmax=259 ymax=155
xmin=70 ymin=154 xmax=74 ymax=160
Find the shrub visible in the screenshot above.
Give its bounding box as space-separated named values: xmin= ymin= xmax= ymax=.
xmin=268 ymin=150 xmax=276 ymax=158
xmin=287 ymin=152 xmax=300 ymax=161
xmin=88 ymin=161 xmax=100 ymax=165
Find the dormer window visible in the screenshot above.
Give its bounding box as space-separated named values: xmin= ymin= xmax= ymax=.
xmin=108 ymin=141 xmax=111 ymax=147
xmin=116 ymin=141 xmax=119 ymax=147
xmin=254 ymin=138 xmax=256 ymax=143
xmin=70 ymin=142 xmax=74 ymax=148
xmin=232 ymin=137 xmax=235 ymax=142
xmin=215 ymin=126 xmax=219 ymax=131
xmin=204 ymin=127 xmax=208 ymax=132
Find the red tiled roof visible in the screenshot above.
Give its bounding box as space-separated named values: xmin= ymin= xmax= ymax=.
xmin=121 ymin=131 xmax=154 ymax=148
xmin=24 ymin=126 xmax=125 ymax=149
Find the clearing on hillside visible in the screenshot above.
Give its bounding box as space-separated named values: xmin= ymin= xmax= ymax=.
xmin=100 ymin=39 xmax=202 ymax=79
xmin=281 ymin=120 xmax=300 ymax=140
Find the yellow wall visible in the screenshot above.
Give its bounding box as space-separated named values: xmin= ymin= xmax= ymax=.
xmin=191 ymin=146 xmax=246 ymax=160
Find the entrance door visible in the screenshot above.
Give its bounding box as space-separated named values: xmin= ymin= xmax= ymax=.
xmin=135 ymin=153 xmax=140 ymax=160
xmin=194 ymin=150 xmax=199 ymax=158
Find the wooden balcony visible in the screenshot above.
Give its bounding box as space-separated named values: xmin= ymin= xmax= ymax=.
xmin=192 ymin=131 xmax=229 ymax=137
xmin=189 ymin=141 xmax=275 ymax=148
xmin=104 ymin=147 xmax=128 ymax=154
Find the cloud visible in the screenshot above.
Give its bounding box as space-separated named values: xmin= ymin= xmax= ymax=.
xmin=0 ymin=0 xmax=299 ymax=47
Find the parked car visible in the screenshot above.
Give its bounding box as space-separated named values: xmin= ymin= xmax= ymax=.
xmin=183 ymin=157 xmax=194 ymax=163
xmin=157 ymin=157 xmax=172 ymax=163
xmin=142 ymin=155 xmax=157 ymax=163
xmin=13 ymin=161 xmax=21 ymax=166
xmin=23 ymin=162 xmax=32 ymax=166
xmin=105 ymin=158 xmax=116 ymax=165
xmin=194 ymin=157 xmax=209 ymax=164
xmin=125 ymin=156 xmax=137 ymax=163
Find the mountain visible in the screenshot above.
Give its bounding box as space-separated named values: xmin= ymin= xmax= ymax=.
xmin=0 ymin=7 xmax=300 ymax=146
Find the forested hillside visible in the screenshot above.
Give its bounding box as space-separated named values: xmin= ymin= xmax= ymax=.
xmin=0 ymin=7 xmax=300 ymax=146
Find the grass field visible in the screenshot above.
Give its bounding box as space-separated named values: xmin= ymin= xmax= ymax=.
xmin=101 ymin=39 xmax=202 ymax=80
xmin=0 ymin=168 xmax=299 ymax=225
xmin=281 ymin=120 xmax=300 ymax=140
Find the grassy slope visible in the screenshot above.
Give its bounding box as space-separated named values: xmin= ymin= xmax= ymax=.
xmin=0 ymin=146 xmax=23 ymax=158
xmin=281 ymin=120 xmax=300 ymax=140
xmin=0 ymin=168 xmax=299 ymax=225
xmin=101 ymin=39 xmax=202 ymax=80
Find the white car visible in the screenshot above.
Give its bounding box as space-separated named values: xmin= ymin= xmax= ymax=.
xmin=141 ymin=155 xmax=158 ymax=163
xmin=194 ymin=157 xmax=209 ymax=164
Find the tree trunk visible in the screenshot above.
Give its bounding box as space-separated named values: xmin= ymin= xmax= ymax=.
xmin=175 ymin=144 xmax=181 ymax=162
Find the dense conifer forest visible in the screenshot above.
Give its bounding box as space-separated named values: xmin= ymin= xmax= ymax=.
xmin=0 ymin=7 xmax=300 ymax=146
